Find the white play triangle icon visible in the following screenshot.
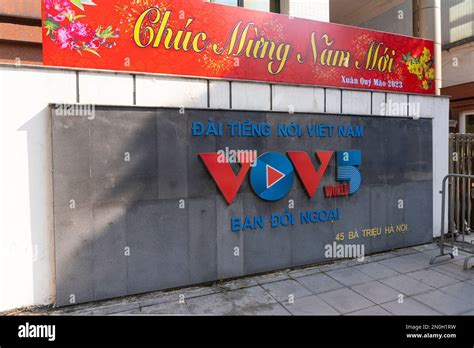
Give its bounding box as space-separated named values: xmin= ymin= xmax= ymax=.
xmin=266 ymin=164 xmax=285 ymax=189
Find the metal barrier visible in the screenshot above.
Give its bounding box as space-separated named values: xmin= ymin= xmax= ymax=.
xmin=448 ymin=134 xmax=474 ymax=235
xmin=431 ymin=174 xmax=474 ymax=269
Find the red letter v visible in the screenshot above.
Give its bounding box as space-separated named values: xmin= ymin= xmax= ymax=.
xmin=287 ymin=151 xmax=333 ymax=199
xmin=199 ymin=153 xmax=251 ymax=205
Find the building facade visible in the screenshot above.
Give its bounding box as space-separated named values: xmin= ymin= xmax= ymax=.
xmin=440 ymin=0 xmax=474 ymax=132
xmin=0 ymin=0 xmax=450 ymax=311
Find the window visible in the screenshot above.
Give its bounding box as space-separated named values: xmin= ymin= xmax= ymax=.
xmin=441 ymin=0 xmax=474 ymax=47
xmin=210 ymin=0 xmax=280 ymax=13
xmin=244 ymin=0 xmax=269 ymax=12
xmin=210 ymin=0 xmax=239 ymax=6
xmin=465 ymin=114 xmax=474 ymax=133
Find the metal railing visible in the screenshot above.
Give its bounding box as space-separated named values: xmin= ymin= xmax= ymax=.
xmin=448 ymin=134 xmax=474 ymax=235
xmin=430 ymin=174 xmax=474 ymax=269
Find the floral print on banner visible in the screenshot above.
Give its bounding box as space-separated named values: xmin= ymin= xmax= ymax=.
xmin=402 ymin=47 xmax=435 ymax=90
xmin=43 ymin=0 xmax=120 ymax=56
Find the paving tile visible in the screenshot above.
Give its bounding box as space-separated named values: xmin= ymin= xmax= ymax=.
xmin=181 ymin=286 xmax=223 ymax=299
xmin=254 ymin=272 xmax=290 ymax=285
xmin=411 ymin=244 xmax=440 ymax=252
xmin=421 ymin=248 xmax=445 ymax=256
xmin=261 ymin=279 xmax=313 ymax=303
xmin=405 ymin=251 xmax=435 ymax=263
xmin=283 ymin=295 xmax=340 ymax=315
xmin=355 ymin=262 xmax=400 ymax=280
xmin=288 ymin=266 xmax=322 ymax=278
xmin=186 ymin=286 xmax=278 ymax=315
xmin=452 ymin=257 xmax=474 ymax=268
xmin=439 ymin=282 xmax=474 ymax=304
xmin=90 ymin=302 xmax=140 ymax=315
xmin=109 ymin=310 xmax=142 ymax=315
xmin=23 ymin=241 xmax=474 ymax=316
xmin=325 ymin=267 xmax=374 ymax=286
xmin=318 ymin=262 xmax=350 ymax=272
xmin=185 ymin=293 xmax=234 ymax=315
xmin=138 ymin=286 xmax=221 ymax=308
xmin=379 ymin=255 xmax=427 ymax=273
xmin=138 ymin=293 xmax=182 ymax=308
xmin=135 ymin=289 xmax=191 ymax=305
xmin=456 ymin=249 xmax=474 ymax=257
xmin=347 ymin=306 xmax=392 ymax=316
xmin=431 ymin=263 xmax=474 ymax=281
xmin=337 ymin=259 xmax=368 ymax=268
xmin=53 ymin=303 xmax=97 ymax=315
xmin=381 ymin=298 xmax=442 ymax=315
xmin=364 ymin=253 xmax=395 ymax=263
xmin=318 ymin=288 xmax=374 ymax=314
xmin=422 ymin=248 xmax=458 ymax=260
xmin=296 ymin=273 xmax=345 ymax=294
xmin=413 ymin=290 xmax=473 ymax=315
xmin=219 ymin=278 xmax=260 ymax=291
xmin=389 ymin=248 xmax=418 ymax=257
xmin=406 ymin=269 xmax=459 ymax=288
xmin=351 ymin=281 xmax=401 ymax=304
xmin=63 ymin=310 xmax=94 ymax=316
xmin=379 ymin=274 xmax=433 ymax=296
xmin=139 ymin=302 xmax=191 ymax=315
xmin=252 ymin=303 xmax=291 ymax=316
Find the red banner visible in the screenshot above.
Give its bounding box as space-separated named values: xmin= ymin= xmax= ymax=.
xmin=42 ymin=0 xmax=436 ymax=94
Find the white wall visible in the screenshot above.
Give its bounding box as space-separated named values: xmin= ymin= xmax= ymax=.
xmin=0 ymin=67 xmax=76 ymax=311
xmin=0 ymin=64 xmax=449 ymax=311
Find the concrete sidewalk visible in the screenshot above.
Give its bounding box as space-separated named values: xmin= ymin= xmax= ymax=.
xmin=12 ymin=243 xmax=474 ymax=316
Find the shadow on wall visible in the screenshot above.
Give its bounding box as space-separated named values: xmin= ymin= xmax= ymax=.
xmin=50 ymin=102 xmax=225 ymax=306
xmin=49 ymin=105 xmax=437 ymax=306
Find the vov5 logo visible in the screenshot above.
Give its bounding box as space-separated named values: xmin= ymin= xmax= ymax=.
xmin=199 ymin=150 xmax=361 ymax=204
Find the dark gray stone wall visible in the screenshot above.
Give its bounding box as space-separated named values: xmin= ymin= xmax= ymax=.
xmin=52 ymin=106 xmax=433 ymax=306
